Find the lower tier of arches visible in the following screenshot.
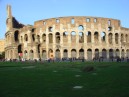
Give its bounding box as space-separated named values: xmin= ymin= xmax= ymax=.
xmin=5 ymin=48 xmax=129 ymax=61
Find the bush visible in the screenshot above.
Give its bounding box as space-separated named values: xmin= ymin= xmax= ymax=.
xmin=82 ymin=65 xmax=95 ymax=72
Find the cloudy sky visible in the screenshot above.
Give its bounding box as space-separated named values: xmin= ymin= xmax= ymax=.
xmin=0 ymin=0 xmax=129 ymax=39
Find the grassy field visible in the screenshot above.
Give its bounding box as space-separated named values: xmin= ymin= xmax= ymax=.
xmin=0 ymin=61 xmax=129 ymax=97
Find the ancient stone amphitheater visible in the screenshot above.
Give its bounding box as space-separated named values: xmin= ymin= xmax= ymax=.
xmin=5 ymin=5 xmax=129 ymax=61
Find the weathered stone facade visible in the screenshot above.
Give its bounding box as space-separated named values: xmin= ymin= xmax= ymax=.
xmin=5 ymin=5 xmax=129 ymax=60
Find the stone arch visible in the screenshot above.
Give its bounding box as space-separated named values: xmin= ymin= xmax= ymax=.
xmin=86 ymin=31 xmax=91 ymax=43
xmin=48 ymin=49 xmax=53 ymax=58
xmin=79 ymin=49 xmax=84 ymax=59
xmin=78 ymin=25 xmax=84 ymax=31
xmin=125 ymin=34 xmax=128 ymax=43
xmin=109 ymin=49 xmax=113 ymax=58
xmin=79 ymin=32 xmax=84 ymax=43
xmin=14 ymin=30 xmax=19 ymax=42
xmin=121 ymin=49 xmax=125 ymax=58
xmin=29 ymin=50 xmax=34 ymax=60
xmin=71 ymin=49 xmax=76 ymax=58
xmin=24 ymin=50 xmax=28 ymax=59
xmin=71 ymin=31 xmax=76 ymax=43
xmin=63 ymin=49 xmax=68 ymax=58
xmin=32 ymin=34 xmax=35 ymax=42
xmin=87 ymin=49 xmax=92 ymax=60
xmin=115 ymin=33 xmax=119 ymax=44
xmin=63 ymin=32 xmax=68 ymax=43
xmin=24 ymin=34 xmax=28 ymax=41
xmin=55 ymin=49 xmax=60 ymax=59
xmin=102 ymin=49 xmax=107 ymax=59
xmin=101 ymin=32 xmax=106 ymax=42
xmin=116 ymin=49 xmax=120 ymax=58
xmin=18 ymin=44 xmax=23 ymax=59
xmin=126 ymin=49 xmax=129 ymax=58
xmin=94 ymin=32 xmax=99 ymax=43
xmin=48 ymin=26 xmax=53 ymax=32
xmin=42 ymin=50 xmax=46 ymax=59
xmin=56 ymin=32 xmax=60 ymax=43
xmin=42 ymin=34 xmax=46 ymax=43
xmin=37 ymin=35 xmax=40 ymax=42
xmin=108 ymin=33 xmax=113 ymax=44
xmin=49 ymin=33 xmax=53 ymax=43
xmin=121 ymin=34 xmax=124 ymax=43
xmin=95 ymin=49 xmax=99 ymax=59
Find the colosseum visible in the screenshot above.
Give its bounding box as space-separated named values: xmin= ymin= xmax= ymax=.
xmin=5 ymin=5 xmax=129 ymax=61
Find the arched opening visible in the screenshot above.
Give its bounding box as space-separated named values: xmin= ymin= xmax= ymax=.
xmin=38 ymin=44 xmax=40 ymax=53
xmin=79 ymin=49 xmax=84 ymax=59
xmin=121 ymin=34 xmax=124 ymax=43
xmin=108 ymin=33 xmax=113 ymax=44
xmin=101 ymin=32 xmax=106 ymax=42
xmin=86 ymin=31 xmax=91 ymax=43
xmin=125 ymin=34 xmax=128 ymax=43
xmin=71 ymin=18 xmax=74 ymax=24
xmin=102 ymin=49 xmax=107 ymax=59
xmin=79 ymin=32 xmax=84 ymax=43
xmin=94 ymin=32 xmax=99 ymax=43
xmin=126 ymin=49 xmax=129 ymax=58
xmin=48 ymin=26 xmax=53 ymax=32
xmin=109 ymin=49 xmax=113 ymax=59
xmin=18 ymin=45 xmax=23 ymax=59
xmin=48 ymin=49 xmax=53 ymax=59
xmin=49 ymin=33 xmax=53 ymax=43
xmin=116 ymin=49 xmax=120 ymax=58
xmin=42 ymin=50 xmax=46 ymax=60
xmin=24 ymin=34 xmax=28 ymax=41
xmin=56 ymin=32 xmax=60 ymax=43
xmin=55 ymin=49 xmax=60 ymax=59
xmin=37 ymin=35 xmax=40 ymax=42
xmin=121 ymin=49 xmax=125 ymax=58
xmin=42 ymin=34 xmax=46 ymax=43
xmin=71 ymin=31 xmax=76 ymax=43
xmin=32 ymin=34 xmax=35 ymax=42
xmin=95 ymin=49 xmax=99 ymax=59
xmin=63 ymin=49 xmax=68 ymax=58
xmin=71 ymin=49 xmax=76 ymax=58
xmin=78 ymin=25 xmax=84 ymax=31
xmin=24 ymin=50 xmax=28 ymax=59
xmin=115 ymin=33 xmax=119 ymax=44
xmin=63 ymin=32 xmax=68 ymax=43
xmin=14 ymin=30 xmax=19 ymax=42
xmin=29 ymin=50 xmax=34 ymax=60
xmin=87 ymin=49 xmax=92 ymax=60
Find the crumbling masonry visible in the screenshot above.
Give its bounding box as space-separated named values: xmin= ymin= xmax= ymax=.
xmin=5 ymin=5 xmax=129 ymax=60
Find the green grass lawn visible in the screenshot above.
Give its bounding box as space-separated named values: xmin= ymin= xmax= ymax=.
xmin=0 ymin=61 xmax=129 ymax=97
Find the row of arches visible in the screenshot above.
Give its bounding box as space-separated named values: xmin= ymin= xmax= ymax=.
xmin=6 ymin=48 xmax=129 ymax=60
xmin=6 ymin=30 xmax=129 ymax=45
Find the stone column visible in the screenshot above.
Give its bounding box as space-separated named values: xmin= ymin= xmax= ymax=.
xmin=99 ymin=49 xmax=102 ymax=57
xmin=92 ymin=49 xmax=94 ymax=60
xmin=60 ymin=48 xmax=63 ymax=59
xmin=76 ymin=49 xmax=79 ymax=59
xmin=46 ymin=33 xmax=49 ymax=59
xmin=68 ymin=49 xmax=71 ymax=58
xmin=107 ymin=50 xmax=109 ymax=59
xmin=84 ymin=49 xmax=87 ymax=60
xmin=34 ymin=45 xmax=39 ymax=60
xmin=76 ymin=32 xmax=79 ymax=44
xmin=112 ymin=33 xmax=115 ymax=45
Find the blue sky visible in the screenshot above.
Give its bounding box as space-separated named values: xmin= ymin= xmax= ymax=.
xmin=0 ymin=0 xmax=129 ymax=39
